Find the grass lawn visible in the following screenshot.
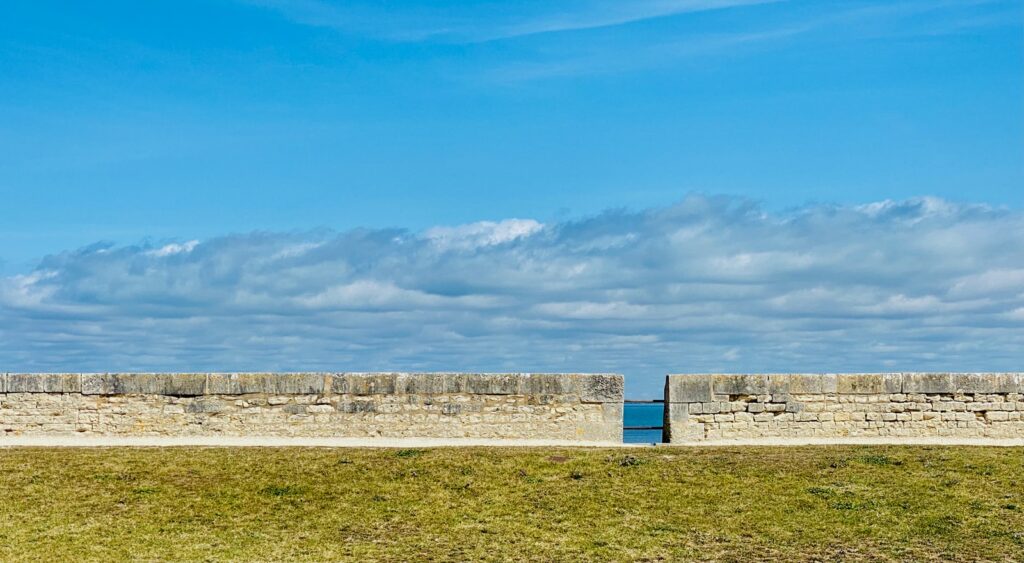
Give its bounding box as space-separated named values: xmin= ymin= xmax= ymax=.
xmin=0 ymin=446 xmax=1022 ymax=562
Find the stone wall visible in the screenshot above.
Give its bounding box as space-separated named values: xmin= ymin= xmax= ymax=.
xmin=665 ymin=373 xmax=1024 ymax=443
xmin=0 ymin=373 xmax=623 ymax=443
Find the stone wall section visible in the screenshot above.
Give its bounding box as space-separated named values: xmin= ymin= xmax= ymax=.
xmin=0 ymin=373 xmax=624 ymax=443
xmin=665 ymin=373 xmax=1024 ymax=443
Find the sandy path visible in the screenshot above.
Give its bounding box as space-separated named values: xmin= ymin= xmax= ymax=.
xmin=0 ymin=436 xmax=1021 ymax=447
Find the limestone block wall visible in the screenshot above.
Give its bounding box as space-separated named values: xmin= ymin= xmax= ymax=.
xmin=665 ymin=373 xmax=1024 ymax=443
xmin=0 ymin=373 xmax=624 ymax=443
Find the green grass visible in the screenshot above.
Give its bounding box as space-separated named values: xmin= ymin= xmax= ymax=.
xmin=0 ymin=446 xmax=1022 ymax=561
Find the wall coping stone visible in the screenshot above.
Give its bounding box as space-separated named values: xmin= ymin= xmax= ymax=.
xmin=666 ymin=373 xmax=1023 ymax=402
xmin=1 ymin=372 xmax=623 ymax=401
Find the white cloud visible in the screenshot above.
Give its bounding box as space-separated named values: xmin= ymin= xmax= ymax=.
xmin=1 ymin=195 xmax=1022 ymax=396
xmin=424 ymin=219 xmax=543 ymax=251
xmin=0 ymin=271 xmax=59 ymax=308
xmin=949 ymin=269 xmax=1024 ymax=298
xmin=146 ymin=240 xmax=199 ymax=257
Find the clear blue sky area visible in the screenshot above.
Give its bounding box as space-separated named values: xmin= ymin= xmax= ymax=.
xmin=1 ymin=0 xmax=1021 ymax=269
xmin=1 ymin=1 xmax=1022 ymax=396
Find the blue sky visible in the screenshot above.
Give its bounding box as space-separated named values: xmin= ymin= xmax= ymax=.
xmin=1 ymin=1 xmax=1022 ymax=395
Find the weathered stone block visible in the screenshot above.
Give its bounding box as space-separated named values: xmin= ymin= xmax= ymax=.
xmin=336 ymin=400 xmax=375 ymax=413
xmin=441 ymin=403 xmax=462 ymax=416
xmin=205 ymin=372 xmax=325 ymax=395
xmin=668 ymin=402 xmax=689 ymax=422
xmin=109 ymin=373 xmax=163 ymax=394
xmin=578 ymin=402 xmax=623 ymax=443
xmin=274 ymin=373 xmax=325 ymax=395
xmin=164 ymin=374 xmax=207 ymax=396
xmin=667 ymin=418 xmax=705 ymax=443
xmin=603 ymin=401 xmax=624 ymax=425
xmin=6 ymin=373 xmax=80 ymax=393
xmin=330 ymin=373 xmax=400 ymax=395
xmin=953 ymin=373 xmax=1021 ymax=394
xmin=81 ymin=373 xmax=109 ymax=395
xmin=902 ymin=373 xmax=954 ymax=394
xmin=666 ymin=375 xmax=713 ymax=403
xmin=663 ymin=403 xmax=691 ymax=442
xmin=520 ymin=374 xmax=567 ymax=396
xmin=576 ymin=374 xmax=623 ymax=403
xmin=81 ymin=373 xmax=207 ymax=396
xmin=209 ymin=373 xmax=266 ymax=394
xmin=397 ymin=372 xmax=447 ymax=395
xmin=837 ymin=374 xmax=902 ymax=394
xmin=186 ymin=399 xmax=225 ymax=414
xmin=712 ymin=374 xmax=769 ymax=396
xmin=769 ymin=374 xmax=837 ymax=395
xmin=209 ymin=374 xmax=325 ymax=397
xmin=442 ymin=373 xmax=470 ymax=394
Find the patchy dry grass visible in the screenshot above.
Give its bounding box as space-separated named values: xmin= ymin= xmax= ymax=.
xmin=0 ymin=446 xmax=1022 ymax=561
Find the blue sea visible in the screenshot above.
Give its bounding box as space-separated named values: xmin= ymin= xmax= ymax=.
xmin=623 ymin=402 xmax=665 ymax=444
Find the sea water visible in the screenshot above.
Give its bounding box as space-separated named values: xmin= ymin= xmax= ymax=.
xmin=623 ymin=402 xmax=665 ymax=444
